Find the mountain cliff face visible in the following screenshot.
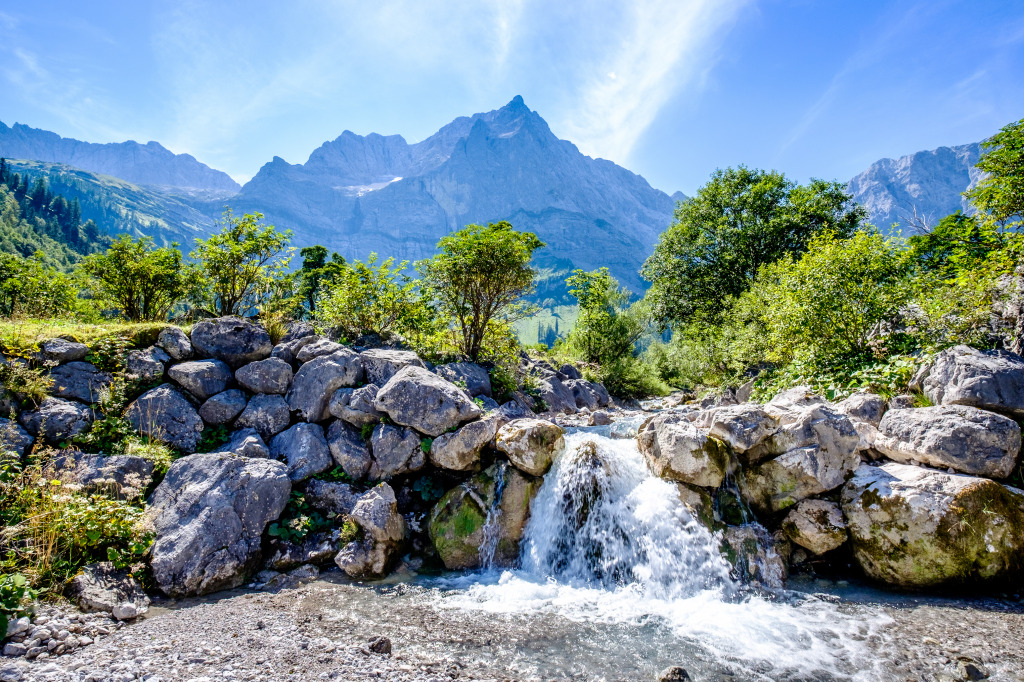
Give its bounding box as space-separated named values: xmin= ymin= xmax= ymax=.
xmin=0 ymin=122 xmax=240 ymax=193
xmin=233 ymin=96 xmax=677 ymax=295
xmin=847 ymin=142 xmax=982 ymax=233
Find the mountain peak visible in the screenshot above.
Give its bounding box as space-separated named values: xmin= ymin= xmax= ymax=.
xmin=505 ymin=95 xmax=528 ymax=112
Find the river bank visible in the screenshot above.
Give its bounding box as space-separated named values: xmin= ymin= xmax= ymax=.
xmin=9 ymin=572 xmax=1024 ymax=682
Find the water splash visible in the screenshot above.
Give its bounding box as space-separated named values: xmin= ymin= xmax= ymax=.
xmin=477 ymin=460 xmax=509 ymax=569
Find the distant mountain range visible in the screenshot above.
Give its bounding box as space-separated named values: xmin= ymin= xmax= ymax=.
xmin=847 ymin=142 xmax=982 ymax=233
xmin=0 ymin=121 xmax=239 ymax=193
xmin=0 ymin=101 xmax=994 ymax=298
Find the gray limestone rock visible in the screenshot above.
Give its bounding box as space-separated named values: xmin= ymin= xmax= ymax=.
xmin=66 ymin=562 xmax=150 ymax=614
xmin=335 ymin=483 xmax=405 ymax=579
xmin=198 ymin=389 xmax=248 ymax=425
xmin=49 ymin=451 xmax=154 ymax=498
xmin=190 ymin=316 xmax=273 ymax=369
xmin=270 ymin=422 xmax=332 ymax=481
xmin=148 ymin=453 xmax=291 ymax=597
xmin=234 ymin=393 xmax=291 ymax=441
xmin=326 ymin=419 xmax=372 ymax=480
xmin=910 ymin=344 xmax=1024 ymax=418
xmin=295 ymin=338 xmax=346 ymax=364
xmin=19 ymin=397 xmax=94 ymax=445
xmin=126 ymin=384 xmax=204 ymax=452
xmin=495 ymin=418 xmax=565 ymax=477
xmin=430 ymin=418 xmax=497 ymax=471
xmin=40 ymin=338 xmax=88 ymax=364
xmin=167 ymin=359 xmax=233 ymax=401
xmin=126 ymin=346 xmax=170 ymax=383
xmin=224 ymin=427 xmax=270 ymax=458
xmin=373 ymin=365 xmax=482 ymax=437
xmin=434 ymin=362 xmax=492 ymax=398
xmin=329 ymin=384 xmax=382 ymax=426
xmin=49 ymin=361 xmax=111 ymax=404
xmin=156 ymin=326 xmax=193 ymax=361
xmin=360 ymin=349 xmax=426 ymax=385
xmin=369 ymin=423 xmax=424 ymax=479
xmin=286 ymin=350 xmax=364 ymax=422
xmin=235 ymin=357 xmax=293 ymax=395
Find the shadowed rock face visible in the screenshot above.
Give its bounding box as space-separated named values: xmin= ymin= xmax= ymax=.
xmin=230 ymin=96 xmax=678 ymax=296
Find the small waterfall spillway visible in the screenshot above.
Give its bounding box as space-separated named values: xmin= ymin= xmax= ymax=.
xmin=477 ymin=460 xmax=509 ymax=569
xmin=437 ymin=428 xmax=886 ymax=681
xmin=519 ymin=432 xmax=736 ymax=599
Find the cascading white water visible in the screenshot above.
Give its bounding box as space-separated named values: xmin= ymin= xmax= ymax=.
xmin=519 ymin=432 xmax=736 ymax=599
xmin=477 ymin=460 xmax=508 ymax=569
xmin=439 ymin=429 xmax=887 ymax=681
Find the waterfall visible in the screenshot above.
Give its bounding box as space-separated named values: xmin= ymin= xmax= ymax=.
xmin=518 ymin=431 xmax=736 ymax=599
xmin=477 ymin=460 xmax=509 ymax=569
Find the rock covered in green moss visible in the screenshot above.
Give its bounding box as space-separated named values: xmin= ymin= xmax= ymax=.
xmin=428 ymin=463 xmax=541 ymax=569
xmin=841 ymin=462 xmax=1024 ymax=588
xmin=637 ymin=413 xmax=729 ymax=488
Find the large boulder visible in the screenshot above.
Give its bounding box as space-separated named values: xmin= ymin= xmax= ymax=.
xmin=565 ymin=379 xmax=609 ymax=410
xmin=495 ymin=418 xmax=565 ymax=477
xmin=874 ymin=405 xmax=1021 ymax=478
xmin=295 ymin=338 xmax=346 ymax=364
xmin=329 ymin=384 xmax=382 ymax=426
xmin=429 ymin=463 xmax=541 ymax=569
xmin=234 ymin=393 xmax=291 ymax=441
xmin=190 ymin=316 xmax=273 ymax=369
xmin=126 ymin=346 xmax=170 ymax=383
xmin=50 ymin=361 xmax=111 ymax=404
xmin=270 ymin=423 xmax=333 ymax=481
xmin=0 ymin=417 xmax=33 ymax=459
xmin=740 ymin=400 xmax=860 ymax=515
xmin=435 ymin=362 xmax=492 ymax=398
xmin=157 ymin=326 xmax=192 ymax=361
xmin=535 ymin=376 xmax=577 ymax=414
xmin=286 ymin=349 xmax=364 ymax=422
xmin=264 ymin=529 xmax=344 ymax=572
xmin=335 ymin=483 xmax=405 ymax=579
xmin=430 ymin=418 xmax=498 ymax=471
xmin=224 ymin=427 xmax=269 ymax=458
xmin=841 ymin=462 xmax=1024 ymax=588
xmin=369 ymin=423 xmax=425 ymax=479
xmin=910 ymin=345 xmax=1024 ymax=418
xmin=834 ymin=392 xmax=887 ymax=428
xmin=360 ymin=349 xmax=426 ymax=385
xmin=167 ymin=359 xmax=233 ymax=401
xmin=271 ymin=334 xmax=318 ymax=364
xmin=304 ymin=479 xmax=359 ymax=516
xmin=19 ymin=397 xmax=94 ymax=444
xmin=235 ymin=357 xmax=293 ymax=395
xmin=326 ymin=420 xmax=373 ymax=479
xmin=374 ymin=366 xmax=482 ymax=437
xmin=781 ymin=499 xmax=848 ymax=555
xmin=49 ymin=451 xmax=154 ymax=499
xmin=637 ymin=414 xmax=728 ymax=488
xmin=40 ymin=338 xmax=88 ymax=364
xmin=198 ymin=389 xmax=248 ymax=425
xmin=694 ymin=404 xmax=778 ymax=460
xmin=147 ymin=453 xmax=291 ymax=597
xmin=126 ymin=384 xmax=204 ymax=452
xmin=67 ymin=562 xmax=150 ymax=615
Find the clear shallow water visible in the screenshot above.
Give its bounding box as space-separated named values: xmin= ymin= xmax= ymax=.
xmin=328 ymin=431 xmax=892 ymax=681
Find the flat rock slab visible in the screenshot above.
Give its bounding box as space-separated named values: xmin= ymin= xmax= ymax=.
xmin=912 ymin=344 xmax=1024 ymax=418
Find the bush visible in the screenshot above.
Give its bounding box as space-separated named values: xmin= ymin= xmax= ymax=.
xmin=315 ymin=254 xmax=424 ymax=339
xmin=80 ymin=235 xmax=190 ymax=322
xmin=597 ymin=357 xmax=670 ymax=400
xmin=0 ymin=252 xmax=78 ymax=319
xmin=0 ymin=572 xmax=36 ymax=634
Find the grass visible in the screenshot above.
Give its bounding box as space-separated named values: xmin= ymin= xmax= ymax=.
xmin=0 ymin=318 xmax=186 ymax=354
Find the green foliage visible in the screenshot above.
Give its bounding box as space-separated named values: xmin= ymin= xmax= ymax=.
xmin=419 ymin=437 xmax=433 ymax=455
xmin=190 ymin=209 xmax=294 ymax=317
xmin=0 ymin=251 xmax=79 ymax=319
xmin=419 ymin=221 xmax=544 ymax=360
xmin=641 ymin=167 xmax=865 ymax=327
xmin=752 ymin=353 xmax=919 ymax=402
xmin=964 ymin=117 xmax=1024 ymax=228
xmin=411 ymin=475 xmax=445 ymax=503
xmin=195 ymin=424 xmax=230 ymax=454
xmin=0 ymin=458 xmax=151 ymax=588
xmin=86 ymin=333 xmax=131 ymax=373
xmin=0 ymin=572 xmax=36 ymax=633
xmin=266 ymin=491 xmax=336 ymax=543
xmin=313 ymin=466 xmax=354 ymax=484
xmin=751 ymin=231 xmax=913 ymax=362
xmin=563 ymin=268 xmax=647 ymax=366
xmin=597 ymin=357 xmax=670 ymax=400
xmin=489 ymin=365 xmax=518 ymax=403
xmin=906 ymin=212 xmax=1005 ymax=277
xmin=315 ymin=254 xmax=423 ymax=338
xmin=296 ymin=245 xmax=346 ymax=315
xmin=0 ymin=361 xmax=52 ymax=407
xmin=81 ymin=235 xmax=191 ymax=322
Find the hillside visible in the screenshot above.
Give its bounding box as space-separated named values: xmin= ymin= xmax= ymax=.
xmin=3 ymin=159 xmax=216 ymax=247
xmin=847 ymin=142 xmax=982 ymax=233
xmin=0 ymin=121 xmax=240 ymax=193
xmin=232 ymin=96 xmax=678 ymax=298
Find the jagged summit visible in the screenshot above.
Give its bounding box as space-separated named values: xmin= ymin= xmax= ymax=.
xmin=0 ymin=121 xmax=240 ymax=193
xmin=233 ymin=98 xmax=676 ymax=294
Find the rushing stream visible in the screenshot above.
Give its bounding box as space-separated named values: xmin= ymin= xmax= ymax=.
xmin=334 ymin=429 xmax=892 ymax=680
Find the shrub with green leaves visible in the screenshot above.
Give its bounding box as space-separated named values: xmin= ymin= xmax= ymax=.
xmin=0 ymin=251 xmax=78 ymax=319
xmin=315 ymin=254 xmax=425 ymax=339
xmin=80 ymin=235 xmax=191 ymax=322
xmin=0 ymin=572 xmax=36 ymax=634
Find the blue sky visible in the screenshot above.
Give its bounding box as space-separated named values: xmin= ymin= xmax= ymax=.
xmin=1 ymin=0 xmax=1022 ymax=194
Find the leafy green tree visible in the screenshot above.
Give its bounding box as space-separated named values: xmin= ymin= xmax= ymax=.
xmin=296 ymin=245 xmax=346 ymax=314
xmin=641 ymin=167 xmax=865 ymax=327
xmin=965 ymin=117 xmax=1024 ymax=228
xmin=750 ymin=231 xmax=912 ymax=362
xmin=80 ymin=235 xmax=189 ymax=321
xmin=190 ymin=209 xmax=293 ymax=317
xmin=563 ymin=268 xmax=646 ymax=366
xmin=906 ymin=211 xmax=1005 ymax=276
xmin=315 ymin=254 xmax=422 ymax=338
xmin=419 ymin=221 xmax=544 ymax=361
xmin=0 ymin=251 xmax=78 ymax=319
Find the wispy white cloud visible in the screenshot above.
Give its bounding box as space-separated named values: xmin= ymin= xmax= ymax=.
xmin=558 ymin=0 xmax=749 ymax=165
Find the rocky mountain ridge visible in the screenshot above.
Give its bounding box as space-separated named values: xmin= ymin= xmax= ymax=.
xmin=0 ymin=121 xmax=240 ymax=193
xmin=846 ymin=141 xmax=983 ymax=233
